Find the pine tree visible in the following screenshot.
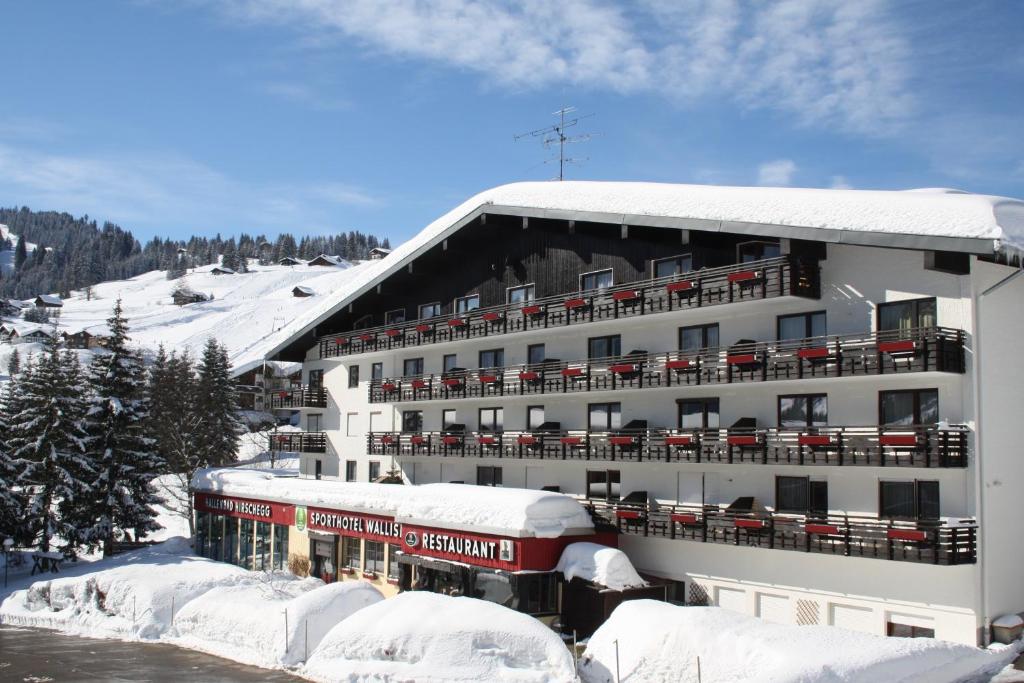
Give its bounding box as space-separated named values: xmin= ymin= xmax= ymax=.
xmin=14 ymin=236 xmax=27 ymax=270
xmin=11 ymin=336 xmax=92 ymax=553
xmin=196 ymin=338 xmax=241 ymax=468
xmin=0 ymin=357 xmax=26 ymax=542
xmin=81 ymin=300 xmax=165 ymax=556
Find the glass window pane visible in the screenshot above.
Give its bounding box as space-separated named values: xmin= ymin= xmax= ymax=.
xmin=810 ymin=396 xmax=829 ymax=426
xmin=402 ymin=411 xmax=422 ymax=432
xmin=420 ymin=303 xmax=440 ymax=319
xmin=456 ymin=295 xmax=480 ymax=313
xmin=528 ymin=345 xmax=545 ymax=365
xmin=705 ymin=325 xmax=719 ymax=349
xmin=608 ymin=471 xmax=621 ymax=500
xmin=809 ymin=312 xmax=827 ymax=338
xmin=403 ymin=358 xmax=423 ymax=377
xmin=919 ymin=390 xmax=939 ymax=424
xmin=609 ymin=403 xmax=621 ymax=429
xmin=777 ymin=476 xmax=808 ymax=512
xmin=443 ymin=354 xmax=457 ymax=372
xmin=879 ymin=301 xmax=913 ymax=333
xmin=880 ymin=482 xmax=915 ymax=517
xmin=589 ymin=404 xmax=609 ymax=430
xmin=778 ymin=397 xmax=807 ymax=429
xmin=918 ymin=300 xmax=937 ymax=328
xmin=881 ymin=392 xmax=915 ymax=426
xmin=386 ymin=309 xmax=405 ymax=324
xmin=587 ymin=471 xmax=607 ymax=498
xmin=917 ymin=481 xmax=940 ymax=519
xmin=508 ymin=286 xmax=535 ymax=304
xmin=778 ymin=315 xmax=806 ymax=341
xmin=680 ymin=327 xmax=704 ymax=351
xmin=528 ymin=406 xmax=544 ymax=429
xmin=371 ymin=363 xmax=383 ymax=381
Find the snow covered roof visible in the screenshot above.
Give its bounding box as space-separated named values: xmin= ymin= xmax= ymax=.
xmin=193 ymin=468 xmax=594 ymax=538
xmin=267 ymin=181 xmax=1024 ymax=362
xmin=210 ymin=266 xmax=235 ymax=274
xmin=555 ymin=542 xmax=646 ymax=591
xmin=35 ymin=294 xmax=63 ymax=306
xmin=292 ymin=285 xmax=315 ymax=296
xmin=307 ymin=254 xmax=344 ymax=266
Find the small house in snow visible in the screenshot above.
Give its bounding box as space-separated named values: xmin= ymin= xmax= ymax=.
xmin=369 ymin=247 xmax=392 ymax=260
xmin=10 ymin=326 xmax=53 ymax=345
xmin=292 ymin=286 xmax=315 ymax=298
xmin=62 ymin=330 xmax=111 ymax=350
xmin=307 ymin=254 xmax=343 ymax=267
xmin=34 ymin=294 xmax=63 ymax=308
xmin=172 ymin=289 xmax=208 ymax=306
xmin=278 ymin=256 xmax=302 ymax=266
xmin=211 ymin=266 xmax=236 ymax=275
xmin=0 ymin=299 xmax=22 ymax=317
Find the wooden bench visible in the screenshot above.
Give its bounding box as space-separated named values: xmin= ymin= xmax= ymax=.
xmin=30 ymin=551 xmax=63 ymax=575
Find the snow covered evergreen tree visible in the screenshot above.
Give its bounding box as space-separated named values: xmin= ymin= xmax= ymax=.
xmin=0 ymin=356 xmax=26 ymax=542
xmin=196 ymin=338 xmax=240 ymax=468
xmin=10 ymin=336 xmax=92 ymax=553
xmin=81 ymin=299 xmax=165 ymax=556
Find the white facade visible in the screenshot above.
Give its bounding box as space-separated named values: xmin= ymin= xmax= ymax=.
xmin=269 ymin=187 xmax=1024 ymax=646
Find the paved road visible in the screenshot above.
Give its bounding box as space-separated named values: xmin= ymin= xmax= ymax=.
xmin=0 ymin=626 xmax=303 ymax=682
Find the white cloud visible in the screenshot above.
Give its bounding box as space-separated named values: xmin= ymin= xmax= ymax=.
xmin=757 ymin=159 xmax=797 ymax=186
xmin=261 ymin=81 xmax=352 ymax=111
xmin=210 ymin=0 xmax=914 ymax=135
xmin=0 ymin=142 xmax=378 ymax=235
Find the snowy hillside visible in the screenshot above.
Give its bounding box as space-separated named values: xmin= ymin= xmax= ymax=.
xmin=0 ymin=258 xmax=374 ymax=376
xmin=0 ymin=224 xmax=39 ymax=275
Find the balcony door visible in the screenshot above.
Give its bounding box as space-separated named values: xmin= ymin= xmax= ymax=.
xmin=679 ymin=324 xmax=719 ymax=352
xmin=879 ymin=389 xmax=938 ymax=426
xmin=678 ymin=398 xmax=720 ymax=430
xmin=588 ymin=403 xmax=621 ymax=431
xmin=877 ymin=298 xmax=936 ymax=334
xmin=308 ymin=369 xmax=324 ymax=389
xmin=588 ymin=335 xmax=621 ymax=360
xmin=778 ymin=394 xmax=828 ymax=429
xmin=879 ymin=480 xmax=939 ymax=520
xmin=306 ymin=414 xmax=322 ymax=432
xmin=479 ymin=407 xmax=504 ymax=433
xmin=776 ymin=476 xmax=828 ymax=515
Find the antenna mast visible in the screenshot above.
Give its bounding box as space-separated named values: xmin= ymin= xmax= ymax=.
xmin=515 ymin=106 xmax=594 ymax=181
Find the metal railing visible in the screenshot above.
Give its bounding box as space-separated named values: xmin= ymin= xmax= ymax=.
xmin=584 ymin=499 xmax=976 ymax=565
xmin=367 ymin=424 xmax=968 ymax=468
xmin=268 ymin=431 xmax=327 ymax=453
xmin=320 ymin=256 xmax=820 ymax=359
xmin=267 ymin=386 xmax=327 ymax=410
xmin=367 ymin=327 xmax=966 ymax=403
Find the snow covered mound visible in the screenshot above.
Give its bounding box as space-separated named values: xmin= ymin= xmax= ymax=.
xmin=302 ymin=592 xmax=576 ymax=683
xmin=169 ymin=577 xmax=383 ymax=668
xmin=194 ymin=468 xmax=594 ymax=538
xmin=555 ymin=542 xmax=646 ymax=591
xmin=579 ymin=601 xmax=1018 ymax=683
xmin=0 ymin=538 xmax=250 ymax=639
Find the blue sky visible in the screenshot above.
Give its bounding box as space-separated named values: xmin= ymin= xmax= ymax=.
xmin=1 ymin=1 xmax=1022 ymax=244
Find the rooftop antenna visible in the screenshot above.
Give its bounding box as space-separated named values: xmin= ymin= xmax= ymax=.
xmin=514 ymin=106 xmax=595 ymax=181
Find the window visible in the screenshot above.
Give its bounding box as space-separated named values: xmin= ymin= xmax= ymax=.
xmin=345 ymin=460 xmax=357 ymax=482
xmin=880 ymin=389 xmax=939 ymax=426
xmin=403 ymin=358 xmax=424 ymax=377
xmin=348 ymin=364 xmax=360 ymax=388
xmin=520 ymin=573 xmax=559 ymax=615
xmin=588 ymin=335 xmax=621 ymax=359
xmin=240 ymin=519 xmax=254 ymax=569
xmin=666 ymin=580 xmax=687 ymax=605
xmin=737 ymin=240 xmax=781 ymax=263
xmin=306 ymin=413 xmax=322 ymax=432
xmin=308 ymin=368 xmax=324 ymax=388
xmin=527 ymin=405 xmax=545 ymax=430
xmin=776 ymin=476 xmax=828 ymax=514
xmin=679 ymin=324 xmax=719 ymax=351
xmin=507 ymin=284 xmax=535 ymax=304
xmin=371 ymin=363 xmax=383 ymax=381
xmin=402 ymin=410 xmax=423 ymax=433
xmin=477 ymin=466 xmax=503 ymax=487
xmin=353 ymin=314 xmax=373 ymax=329
xmin=653 ymin=254 xmax=693 ymax=278
xmin=887 ymin=622 xmax=936 ymax=639
xmin=580 ymin=268 xmax=614 ymax=291
xmin=343 ymin=536 xmax=361 ymax=570
xmin=442 ymin=409 xmax=458 ymax=429
xmin=365 ymin=541 xmax=384 ymax=574
xmin=877 ymin=298 xmax=937 ymax=333
xmin=588 ymin=402 xmax=621 ymax=430
xmin=479 ymin=349 xmax=504 ymax=369
xmin=777 ymin=311 xmax=826 ymax=341
xmin=879 ymin=480 xmax=939 ymax=520
xmin=419 ymin=302 xmax=441 ymax=319
xmin=272 ymin=524 xmax=288 ymax=571
xmin=255 ymin=521 xmax=271 ymax=571
xmin=443 ymin=354 xmax=458 ymax=373
xmin=778 ymin=394 xmax=828 ymax=429
xmin=385 ymin=308 xmax=406 ymax=324
xmin=527 ymin=344 xmax=545 ymax=366
xmin=586 ymin=469 xmax=621 ymax=500
xmin=314 ymin=460 xmax=323 ymax=480
xmin=345 ymin=412 xmax=358 ymax=436
xmin=678 ymin=398 xmax=720 ymax=430
xmin=479 ymin=407 xmax=504 ymax=433
xmin=455 ymin=294 xmax=480 ymax=314
xmin=368 ymin=461 xmax=380 ymax=481
xmin=387 ymin=544 xmax=401 ymax=580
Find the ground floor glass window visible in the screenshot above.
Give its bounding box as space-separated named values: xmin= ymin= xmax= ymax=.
xmin=273 ymin=524 xmax=288 ymax=571
xmin=255 ymin=521 xmax=271 ymax=571
xmin=365 ymin=541 xmax=384 ymax=575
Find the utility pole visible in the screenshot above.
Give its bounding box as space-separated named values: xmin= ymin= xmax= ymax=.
xmin=514 ymin=106 xmax=595 ymax=180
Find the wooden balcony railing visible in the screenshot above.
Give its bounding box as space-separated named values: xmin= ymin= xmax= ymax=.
xmin=320 ymin=256 xmax=820 ymax=359
xmin=367 ymin=424 xmax=968 ymax=468
xmin=268 ymin=431 xmax=327 ymax=453
xmin=367 ymin=327 xmax=966 ymax=403
xmin=584 ymin=500 xmax=976 ymax=565
xmin=268 ymin=386 xmax=327 ymax=410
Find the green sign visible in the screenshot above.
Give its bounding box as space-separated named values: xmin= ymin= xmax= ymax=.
xmin=295 ymin=505 xmax=307 ymax=532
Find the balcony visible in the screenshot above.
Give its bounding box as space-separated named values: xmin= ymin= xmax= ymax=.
xmin=367 ymin=424 xmax=968 ymax=468
xmin=585 ymin=500 xmax=976 ymax=565
xmin=367 ymin=327 xmax=966 ymax=403
xmin=320 ymin=256 xmax=820 ymax=359
xmin=268 ymin=386 xmax=327 ymax=410
xmin=268 ymin=431 xmax=327 ymax=453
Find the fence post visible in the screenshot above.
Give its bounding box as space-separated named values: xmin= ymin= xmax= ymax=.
xmin=614 ymin=638 xmax=620 ymax=683
xmin=284 ymin=608 xmax=289 ymax=654
xmin=304 ymin=617 xmax=309 ymax=662
xmin=170 ymin=595 xmax=175 ymax=625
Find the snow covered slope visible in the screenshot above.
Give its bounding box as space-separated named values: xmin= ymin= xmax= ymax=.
xmin=1 ymin=259 xmax=373 ymax=376
xmin=0 ymin=224 xmax=38 ymax=275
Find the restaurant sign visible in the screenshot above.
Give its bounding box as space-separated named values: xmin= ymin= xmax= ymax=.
xmin=401 ymin=524 xmax=518 ymax=571
xmin=305 ymin=507 xmax=401 ymax=543
xmin=195 ymin=493 xmax=294 ymax=525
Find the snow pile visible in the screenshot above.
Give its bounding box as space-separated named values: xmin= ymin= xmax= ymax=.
xmin=194 ymin=468 xmax=594 ymax=537
xmin=302 ymin=592 xmax=576 ymax=683
xmin=169 ymin=578 xmax=383 ymax=668
xmin=579 ymin=601 xmax=1019 ymax=683
xmin=555 ymin=542 xmax=646 ymax=591
xmin=0 ymin=538 xmax=250 ymax=639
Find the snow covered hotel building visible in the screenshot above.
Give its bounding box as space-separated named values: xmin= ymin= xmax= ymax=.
xmin=248 ymin=181 xmax=1023 ymax=645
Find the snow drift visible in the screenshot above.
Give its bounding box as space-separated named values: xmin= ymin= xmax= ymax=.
xmin=169 ymin=578 xmax=383 ymax=668
xmin=555 ymin=542 xmax=646 ymax=591
xmin=302 ymin=592 xmax=576 ymax=683
xmin=578 ymin=600 xmax=1018 ymax=683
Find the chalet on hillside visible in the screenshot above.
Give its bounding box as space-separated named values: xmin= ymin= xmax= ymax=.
xmin=211 ymin=266 xmax=236 ymax=275
xmin=172 ymin=289 xmax=208 ymax=306
xmin=0 ymin=299 xmax=22 ymax=317
xmin=278 ymin=256 xmax=302 ymax=266
xmin=292 ymin=286 xmax=315 ymax=298
xmin=34 ymin=294 xmax=63 ymax=308
xmin=307 ymin=254 xmax=343 ymax=267
xmin=62 ymin=329 xmax=110 ymax=350
xmin=9 ymin=325 xmax=53 ymax=345
xmin=369 ymin=247 xmax=392 ymax=260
